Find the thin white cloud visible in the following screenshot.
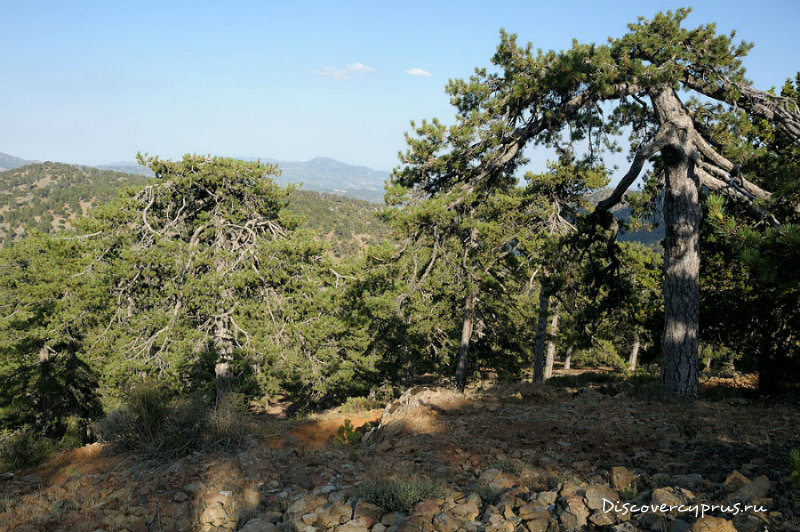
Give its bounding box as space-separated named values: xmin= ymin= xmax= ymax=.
xmin=314 ymin=62 xmax=375 ymax=80
xmin=313 ymin=66 xmax=349 ymax=79
xmin=406 ymin=68 xmax=432 ymax=77
xmin=347 ymin=62 xmax=374 ymax=73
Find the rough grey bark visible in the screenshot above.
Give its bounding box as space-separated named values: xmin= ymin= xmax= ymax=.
xmin=455 ymin=292 xmax=474 ymax=392
xmin=533 ymin=290 xmax=550 ymax=384
xmin=651 ymin=88 xmax=701 ymax=398
xmin=544 ymin=302 xmax=560 ymax=380
xmin=660 ymin=166 xmax=700 ymax=398
xmin=564 ymin=345 xmax=573 ymax=371
xmin=629 ymin=331 xmax=640 ymax=372
xmin=454 ymin=226 xmax=478 ymax=392
xmin=214 ymin=221 xmax=235 ymax=404
xmin=214 ymin=314 xmax=234 ymax=404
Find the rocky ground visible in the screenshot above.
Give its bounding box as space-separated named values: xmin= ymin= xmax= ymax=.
xmin=1 ymin=376 xmax=798 ymax=532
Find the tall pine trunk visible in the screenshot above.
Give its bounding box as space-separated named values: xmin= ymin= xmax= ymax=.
xmin=544 ymin=302 xmax=560 ymax=380
xmin=653 ymin=89 xmax=701 ymax=398
xmin=214 ymin=316 xmax=234 ymax=404
xmin=564 ymin=345 xmax=573 ymax=370
xmin=454 ymin=226 xmax=478 ymax=392
xmin=661 ymin=146 xmax=700 ymax=397
xmin=37 ymin=343 xmax=54 ymax=429
xmin=214 ymin=236 xmax=235 ymax=404
xmin=454 ymin=292 xmax=474 ymax=392
xmin=629 ymin=330 xmax=640 ymax=372
xmin=533 ymin=289 xmax=550 ymax=383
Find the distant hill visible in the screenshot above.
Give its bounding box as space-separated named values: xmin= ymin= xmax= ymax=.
xmin=0 ymin=152 xmax=35 ymax=172
xmin=0 ymin=161 xmax=391 ymax=255
xmin=0 ymin=162 xmax=150 ymax=246
xmin=101 ymin=156 xmax=389 ymax=202
xmin=95 ymin=162 xmax=154 ymax=176
xmin=287 ymin=190 xmax=392 ymax=258
xmin=585 ymin=188 xmax=664 ymax=247
xmin=260 ymin=156 xmax=388 ymax=202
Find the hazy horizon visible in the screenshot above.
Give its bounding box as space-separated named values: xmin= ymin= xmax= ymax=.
xmin=3 ymin=0 xmax=799 ymax=178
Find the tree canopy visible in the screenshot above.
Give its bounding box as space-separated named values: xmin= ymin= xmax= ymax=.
xmin=393 ymin=8 xmax=800 ymax=396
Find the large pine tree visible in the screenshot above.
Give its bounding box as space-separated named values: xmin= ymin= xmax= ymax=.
xmin=393 ymin=9 xmax=800 ymax=397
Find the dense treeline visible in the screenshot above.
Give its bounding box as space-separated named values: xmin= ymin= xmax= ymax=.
xmin=1 ymin=9 xmax=798 ymax=458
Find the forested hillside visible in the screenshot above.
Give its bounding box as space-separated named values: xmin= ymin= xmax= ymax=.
xmin=0 ymin=162 xmax=149 ymax=246
xmin=0 ymin=161 xmax=390 ymax=256
xmin=286 ymin=190 xmax=392 ymax=257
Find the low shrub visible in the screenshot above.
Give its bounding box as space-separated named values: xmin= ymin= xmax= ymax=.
xmin=0 ymin=426 xmax=54 ymax=471
xmin=334 ymin=419 xmax=363 ymax=447
xmin=97 ymin=384 xmax=250 ymax=458
xmin=489 ymin=459 xmax=524 ymax=475
xmin=572 ymin=340 xmax=626 ymax=369
xmin=339 ymin=396 xmax=385 ymax=414
xmin=354 ymin=479 xmax=443 ymax=512
xmin=547 ymin=371 xmax=621 ymax=389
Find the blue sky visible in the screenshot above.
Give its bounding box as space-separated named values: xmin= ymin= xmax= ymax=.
xmin=2 ymin=0 xmax=798 ymax=173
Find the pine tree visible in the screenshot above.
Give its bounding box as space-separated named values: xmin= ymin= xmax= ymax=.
xmin=86 ymin=154 xmax=296 ymax=401
xmin=393 ymin=9 xmax=800 ymax=397
xmin=0 ymin=233 xmax=104 ymax=438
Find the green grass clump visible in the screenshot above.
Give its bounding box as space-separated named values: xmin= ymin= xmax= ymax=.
xmin=619 ymin=482 xmax=639 ymax=501
xmin=489 ymin=459 xmax=525 ymax=475
xmin=354 ymin=479 xmax=443 ymax=512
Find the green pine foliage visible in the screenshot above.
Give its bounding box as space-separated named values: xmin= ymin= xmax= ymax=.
xmin=699 ymin=76 xmax=800 ymax=391
xmin=79 ymin=154 xmax=376 ymax=404
xmin=0 ymin=233 xmax=104 ymax=441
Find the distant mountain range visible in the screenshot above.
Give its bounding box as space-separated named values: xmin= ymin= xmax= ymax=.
xmin=255 ymin=156 xmax=388 ymax=202
xmin=95 ymin=161 xmax=154 ymax=176
xmin=97 ymin=155 xmax=390 ymax=202
xmin=0 ymin=152 xmax=36 ymax=171
xmin=1 ymin=152 xmax=390 ymax=203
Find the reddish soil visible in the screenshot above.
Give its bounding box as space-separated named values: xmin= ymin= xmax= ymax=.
xmin=267 ymin=411 xmax=383 ymax=449
xmin=1 ymin=373 xmax=798 ymax=531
